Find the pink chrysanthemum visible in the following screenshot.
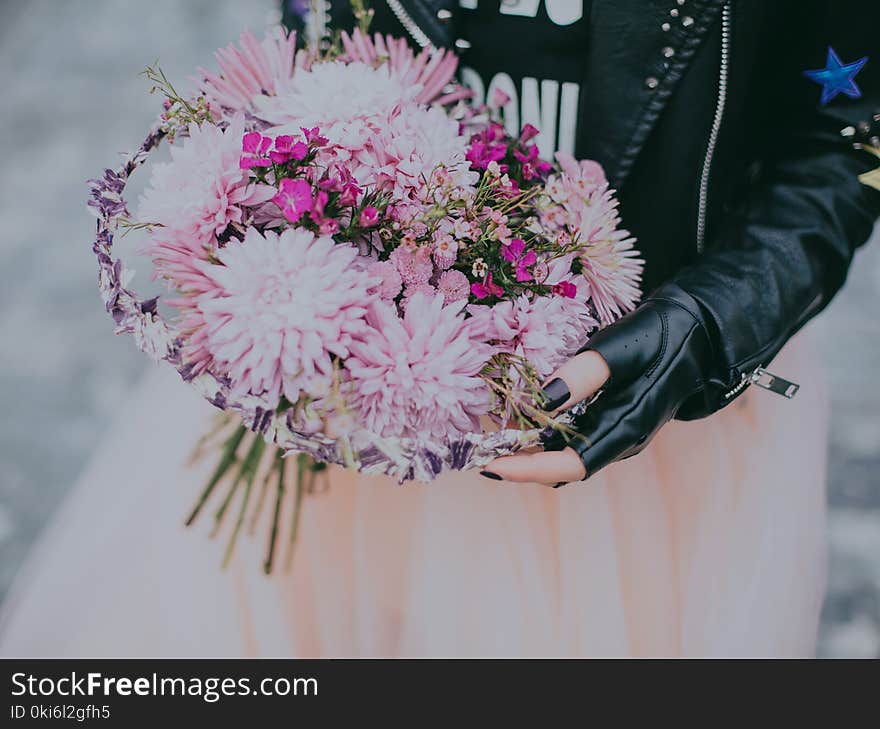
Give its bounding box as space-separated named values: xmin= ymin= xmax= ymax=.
xmin=361 ymin=104 xmax=477 ymax=197
xmin=339 ymin=29 xmax=468 ymax=106
xmin=256 ymin=61 xmax=413 ymax=149
xmin=401 ymin=282 xmax=437 ymax=310
xmin=198 ymin=28 xmax=299 ymax=114
xmin=579 ymin=232 xmax=644 ymax=327
xmin=184 ymin=227 xmax=376 ymax=407
xmin=540 ymin=152 xmax=643 ymax=326
xmin=469 ymin=294 xmax=597 ymax=379
xmin=139 ymin=116 xmax=274 ymax=284
xmin=346 ymin=294 xmax=494 ymax=439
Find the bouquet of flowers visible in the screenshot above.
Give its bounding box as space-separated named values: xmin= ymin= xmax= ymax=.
xmin=88 ymin=11 xmax=641 ymax=568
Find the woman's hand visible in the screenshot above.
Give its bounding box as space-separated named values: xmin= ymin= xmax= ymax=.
xmin=480 ymin=350 xmax=610 ymax=485
xmin=481 ymin=284 xmax=716 ymax=487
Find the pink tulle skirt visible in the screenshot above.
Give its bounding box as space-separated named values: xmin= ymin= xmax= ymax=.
xmin=0 ymin=331 xmax=828 ymax=657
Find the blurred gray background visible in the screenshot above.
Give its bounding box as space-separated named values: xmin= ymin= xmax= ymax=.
xmin=0 ymin=0 xmax=877 ymax=657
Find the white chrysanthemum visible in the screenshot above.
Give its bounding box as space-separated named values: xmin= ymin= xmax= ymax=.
xmin=256 ymin=61 xmax=415 ymax=148
xmin=191 ymin=227 xmax=376 ymax=408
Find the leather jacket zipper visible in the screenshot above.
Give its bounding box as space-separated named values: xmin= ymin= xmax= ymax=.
xmin=385 ymin=0 xmax=434 ymax=48
xmin=723 ymin=366 xmax=800 ymax=401
xmin=696 ymin=1 xmax=732 ymax=254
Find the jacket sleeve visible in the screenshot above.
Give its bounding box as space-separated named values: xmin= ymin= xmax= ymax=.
xmin=669 ymin=3 xmax=880 ymax=419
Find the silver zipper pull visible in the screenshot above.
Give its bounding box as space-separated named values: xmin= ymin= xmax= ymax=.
xmin=749 ymin=367 xmax=800 ymax=399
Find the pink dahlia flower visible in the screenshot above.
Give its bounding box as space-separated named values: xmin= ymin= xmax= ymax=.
xmin=339 ymin=30 xmax=467 ymax=106
xmin=360 ymin=104 xmax=477 ymax=197
xmin=540 ymin=152 xmax=644 ymax=326
xmin=468 ymin=294 xmax=597 ymax=379
xmin=346 ymin=294 xmax=494 ymax=440
xmin=256 ymin=61 xmax=414 ymax=150
xmin=580 ymin=231 xmax=644 ymax=327
xmin=198 ymin=28 xmax=299 ymax=114
xmin=186 ymin=227 xmax=376 ymax=408
xmin=139 ymin=116 xmax=274 ymax=283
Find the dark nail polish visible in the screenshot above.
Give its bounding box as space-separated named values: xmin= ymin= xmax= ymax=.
xmin=480 ymin=470 xmax=502 ymax=480
xmin=539 ymin=378 xmax=570 ymax=411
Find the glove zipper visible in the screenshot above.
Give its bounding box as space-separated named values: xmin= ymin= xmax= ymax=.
xmin=723 ymin=365 xmax=800 ymax=401
xmin=696 ymin=1 xmax=732 ymax=254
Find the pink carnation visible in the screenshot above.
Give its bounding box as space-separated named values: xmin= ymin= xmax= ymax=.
xmin=346 ymin=293 xmax=494 ymax=439
xmin=437 ymin=269 xmax=470 ymax=305
xmin=390 ymin=245 xmax=433 ymax=286
xmin=184 ymin=227 xmax=376 ymax=407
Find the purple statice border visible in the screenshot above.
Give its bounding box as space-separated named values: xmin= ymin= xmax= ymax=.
xmin=87 ymin=129 xmax=581 ymax=483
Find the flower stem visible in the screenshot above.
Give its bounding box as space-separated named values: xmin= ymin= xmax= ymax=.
xmin=211 ymin=435 xmax=265 ymax=537
xmin=263 ymin=452 xmax=287 ymax=574
xmin=185 ymin=424 xmax=247 ymax=527
xmin=283 ymin=454 xmax=308 ymax=570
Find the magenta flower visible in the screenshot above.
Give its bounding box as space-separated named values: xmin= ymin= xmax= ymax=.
xmin=358 ymin=206 xmax=379 ymax=227
xmin=501 ymin=238 xmax=537 ymax=282
xmin=301 ymin=126 xmax=329 ymax=146
xmin=272 ymin=178 xmax=312 ymax=223
xmin=269 ymin=134 xmax=309 ymax=164
xmin=520 ymin=124 xmax=540 ymax=143
xmin=471 ymin=272 xmax=504 ymax=300
xmin=552 ymin=281 xmax=578 ymax=298
xmin=339 ymin=181 xmax=361 ymax=206
xmin=466 ymin=140 xmax=507 ymax=171
xmin=318 ymin=219 xmax=339 ymax=235
xmin=240 ymin=132 xmax=273 ymax=168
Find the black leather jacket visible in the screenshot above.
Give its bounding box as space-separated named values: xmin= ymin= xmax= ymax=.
xmin=284 ymin=0 xmax=880 ymax=472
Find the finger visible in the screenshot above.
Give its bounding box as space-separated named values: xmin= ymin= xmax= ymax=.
xmin=563 ymin=380 xmax=659 ymax=478
xmin=538 ymin=349 xmax=610 ymax=413
xmin=481 ymin=447 xmax=586 ymax=485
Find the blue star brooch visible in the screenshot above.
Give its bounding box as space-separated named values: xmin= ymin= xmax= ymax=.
xmin=804 ymin=47 xmax=869 ymax=106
